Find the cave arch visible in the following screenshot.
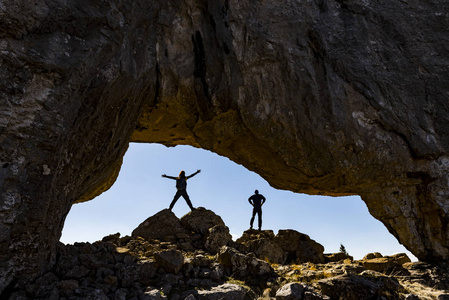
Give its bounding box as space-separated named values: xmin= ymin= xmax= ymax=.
xmin=61 ymin=143 xmax=414 ymax=261
xmin=1 ymin=0 xmax=449 ymax=294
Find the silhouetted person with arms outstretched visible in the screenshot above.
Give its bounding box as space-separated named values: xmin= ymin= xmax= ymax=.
xmin=248 ymin=189 xmax=266 ymax=231
xmin=162 ymin=170 xmax=201 ymax=211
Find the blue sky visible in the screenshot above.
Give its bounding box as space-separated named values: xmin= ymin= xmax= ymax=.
xmin=61 ymin=143 xmax=416 ymax=261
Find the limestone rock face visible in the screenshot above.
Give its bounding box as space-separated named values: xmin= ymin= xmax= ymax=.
xmin=2 ymin=0 xmax=449 ymax=293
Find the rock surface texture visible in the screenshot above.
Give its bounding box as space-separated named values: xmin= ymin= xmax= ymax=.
xmin=5 ymin=209 xmax=449 ymax=299
xmin=132 ymin=209 xmax=189 ymax=242
xmin=236 ymin=229 xmax=325 ymax=264
xmin=1 ymin=0 xmax=449 ymax=294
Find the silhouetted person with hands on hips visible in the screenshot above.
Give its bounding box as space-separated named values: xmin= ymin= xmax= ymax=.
xmin=162 ymin=170 xmax=201 ymax=211
xmin=248 ymin=189 xmax=266 ymax=231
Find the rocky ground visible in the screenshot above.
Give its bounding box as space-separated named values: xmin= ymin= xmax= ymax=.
xmin=7 ymin=208 xmax=449 ymax=300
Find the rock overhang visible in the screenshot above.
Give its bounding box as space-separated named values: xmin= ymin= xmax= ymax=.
xmin=1 ymin=0 xmax=449 ymax=295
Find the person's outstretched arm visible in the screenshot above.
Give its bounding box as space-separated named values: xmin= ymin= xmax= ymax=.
xmin=186 ymin=169 xmax=201 ymax=179
xmin=162 ymin=174 xmax=177 ymax=180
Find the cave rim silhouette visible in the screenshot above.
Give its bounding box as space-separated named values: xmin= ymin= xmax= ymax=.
xmin=60 ymin=142 xmax=417 ymax=262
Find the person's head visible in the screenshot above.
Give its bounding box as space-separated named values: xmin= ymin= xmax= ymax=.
xmin=179 ymin=171 xmax=186 ymax=178
xmin=255 ymin=190 xmax=259 ymax=194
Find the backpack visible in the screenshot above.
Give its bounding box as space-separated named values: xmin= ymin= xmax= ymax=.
xmin=176 ymin=178 xmax=187 ymax=190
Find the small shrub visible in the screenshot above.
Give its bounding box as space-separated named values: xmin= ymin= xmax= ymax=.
xmin=339 ymin=244 xmax=349 ymax=256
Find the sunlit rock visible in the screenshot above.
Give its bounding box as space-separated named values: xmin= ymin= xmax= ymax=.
xmin=361 ymin=253 xmax=411 ymax=273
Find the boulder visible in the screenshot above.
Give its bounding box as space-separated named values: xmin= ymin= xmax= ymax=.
xmin=137 ymin=260 xmax=158 ymax=285
xmin=180 ymin=207 xmax=226 ymax=234
xmin=251 ymin=238 xmax=285 ymax=264
xmin=189 ymin=254 xmax=214 ymax=268
xmin=401 ymin=261 xmax=449 ymax=293
xmin=117 ymin=259 xmax=157 ymax=287
xmin=204 ymin=225 xmax=232 ymax=254
xmin=236 ymin=229 xmax=276 ymax=244
xmin=315 ymin=272 xmax=405 ymax=300
xmin=324 ymin=252 xmax=353 ymax=263
xmin=217 ymin=246 xmax=273 ymax=279
xmin=236 ymin=229 xmax=323 ymax=264
xmin=132 ymin=209 xmax=189 ymax=242
xmin=154 ymin=249 xmax=185 ymax=274
xmin=390 ymin=253 xmax=412 ymax=265
xmin=360 ymin=253 xmax=411 ymax=273
xmin=236 ymin=229 xmax=284 ymax=263
xmin=275 ymin=230 xmax=324 ymax=264
xmin=362 ymin=252 xmax=383 ymax=260
xmin=275 ymin=282 xmax=331 ymax=300
xmin=102 ymin=232 xmax=121 ymax=245
xmin=275 ymin=282 xmax=305 ymax=300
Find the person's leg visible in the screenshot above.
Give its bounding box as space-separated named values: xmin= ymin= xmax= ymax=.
xmin=169 ymin=190 xmax=182 ymax=210
xmin=181 ymin=190 xmax=195 ymax=211
xmin=250 ymin=208 xmax=257 ymax=229
xmin=258 ymin=208 xmax=262 ymax=231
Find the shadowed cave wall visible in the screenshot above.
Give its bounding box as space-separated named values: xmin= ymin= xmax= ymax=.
xmin=1 ymin=0 xmax=449 ymax=294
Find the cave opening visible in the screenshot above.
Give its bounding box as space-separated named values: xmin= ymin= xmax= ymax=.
xmin=61 ymin=143 xmax=415 ymax=261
